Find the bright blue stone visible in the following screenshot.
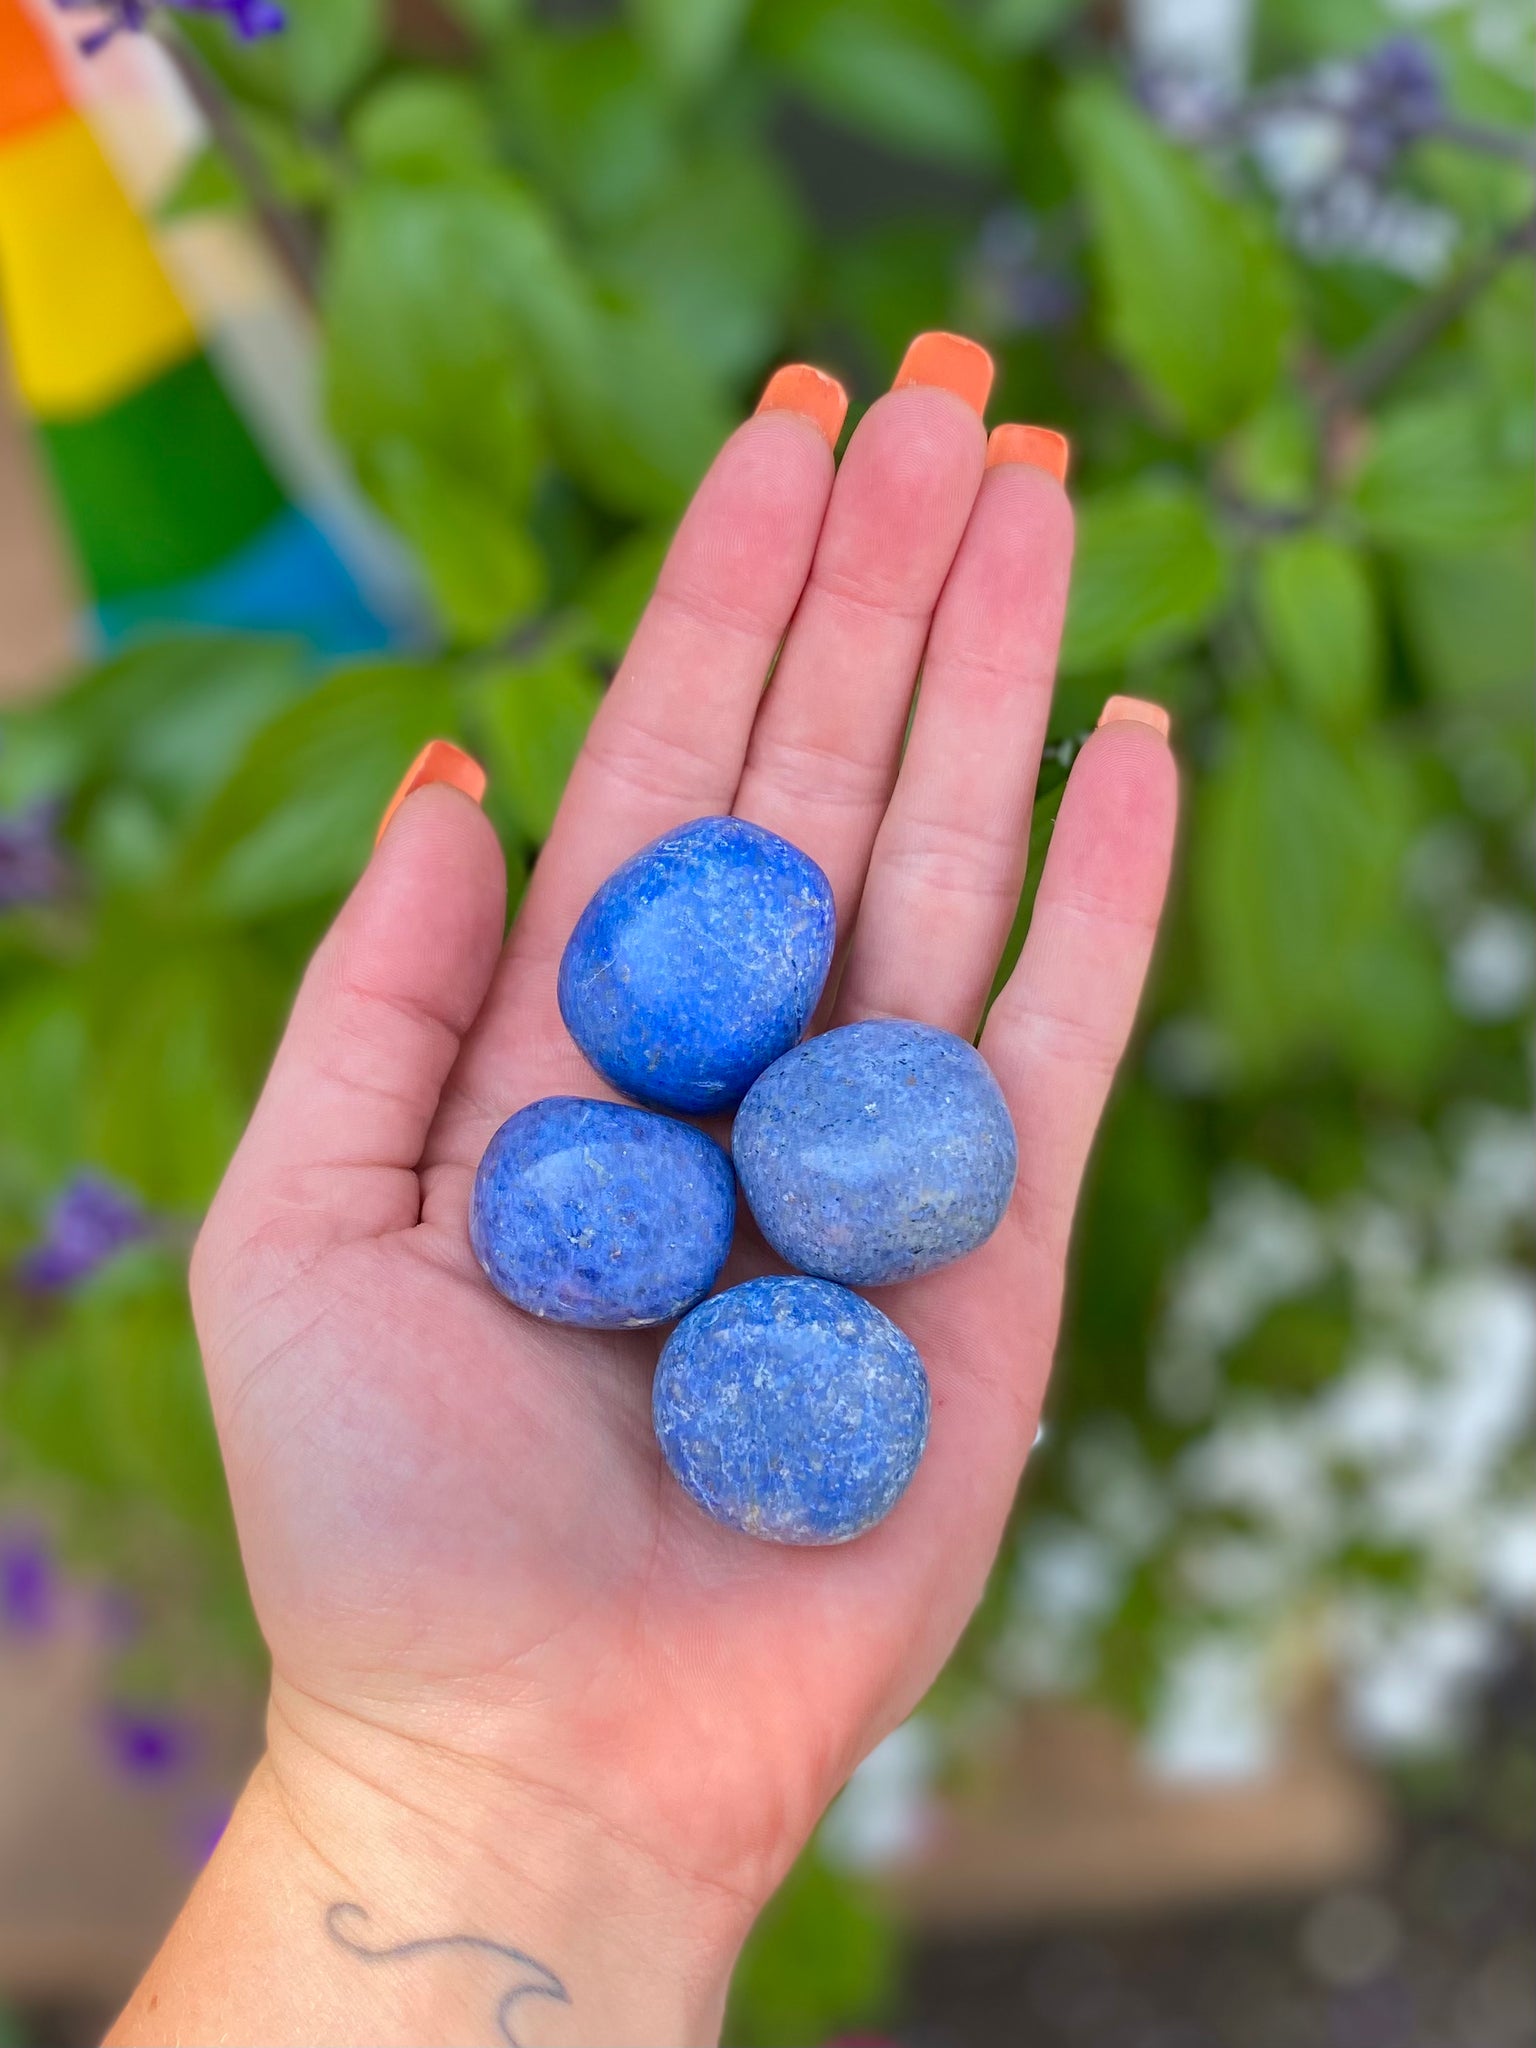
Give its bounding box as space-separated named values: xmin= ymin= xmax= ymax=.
xmin=653 ymin=1277 xmax=929 ymax=1545
xmin=733 ymin=1019 xmax=1017 ymax=1286
xmin=470 ymin=1097 xmax=734 ymax=1329
xmin=557 ymin=816 xmax=836 ymax=1114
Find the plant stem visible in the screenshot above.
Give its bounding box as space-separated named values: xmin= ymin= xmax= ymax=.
xmin=155 ymin=26 xmax=320 ymax=304
xmin=1333 ymin=208 xmax=1536 ymax=411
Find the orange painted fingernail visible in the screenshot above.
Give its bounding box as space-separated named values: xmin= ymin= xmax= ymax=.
xmin=1097 ymin=695 xmax=1171 ymax=739
xmin=756 ymin=364 xmax=849 ymax=449
xmin=892 ymin=331 xmax=994 ymax=415
xmin=986 ymin=423 xmax=1070 ymax=483
xmin=376 ymin=739 xmax=488 ymax=845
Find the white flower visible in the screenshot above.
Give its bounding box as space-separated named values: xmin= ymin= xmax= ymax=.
xmin=1014 ymin=1520 xmax=1124 ymax=1625
xmin=1478 ymin=1507 xmax=1536 ymax=1612
xmin=1250 ymin=105 xmax=1351 ymax=197
xmin=1180 ymin=1409 xmax=1330 ymax=1535
xmin=821 ymin=1720 xmax=939 ymax=1873
xmin=1339 ymin=1603 xmax=1501 ymax=1753
xmin=1128 ymin=0 xmax=1253 ymax=98
xmin=1146 ymin=1635 xmax=1279 ymax=1781
xmin=1448 ymin=905 xmax=1536 ymax=1021
xmin=1316 ymin=1358 xmax=1427 ymax=1464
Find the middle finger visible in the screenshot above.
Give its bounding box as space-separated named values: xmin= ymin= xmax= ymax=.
xmin=731 ymin=333 xmax=992 ymax=933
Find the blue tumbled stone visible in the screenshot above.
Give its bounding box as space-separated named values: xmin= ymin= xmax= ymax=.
xmin=557 ymin=816 xmax=836 ymax=1114
xmin=733 ymin=1018 xmax=1017 ymax=1286
xmin=653 ymin=1276 xmax=929 ymax=1545
xmin=470 ymin=1096 xmax=735 ymax=1328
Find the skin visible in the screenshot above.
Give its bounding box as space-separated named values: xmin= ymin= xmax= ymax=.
xmin=109 ymin=377 xmax=1177 ymax=2047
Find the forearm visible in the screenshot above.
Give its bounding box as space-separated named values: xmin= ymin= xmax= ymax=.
xmin=108 ymin=1696 xmax=745 ymax=2048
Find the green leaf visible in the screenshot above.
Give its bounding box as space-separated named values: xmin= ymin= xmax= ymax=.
xmin=348 ymin=77 xmax=499 ymax=181
xmin=1226 ymin=393 xmax=1318 ymax=514
xmin=1350 ymin=392 xmax=1535 ymax=554
xmin=324 ymin=178 xmax=562 ymax=518
xmin=1060 ymin=479 xmax=1228 ymax=674
xmin=156 ymin=145 xmax=244 ymax=222
xmin=726 ymin=1846 xmax=896 ymax=2047
xmin=1196 ymin=707 xmax=1419 ymax=1079
xmin=1255 ymin=532 xmax=1382 ymax=731
xmin=326 ymin=174 xmax=720 ymax=522
xmin=595 ymin=144 xmax=804 ymax=383
xmin=437 ymin=0 xmax=521 ymax=38
xmin=1393 ymin=537 xmax=1535 ymax=702
xmin=241 ymin=106 xmax=340 ymax=209
xmin=0 ymin=976 xmax=87 ymax=1197
xmin=83 ymin=931 xmax=280 ymax=1207
xmin=578 ymin=527 xmax=671 ymax=660
xmin=0 ymin=632 xmax=311 ymax=820
xmin=474 ymin=652 xmax=603 ymax=841
xmin=496 ymin=26 xmax=678 ymax=229
xmin=191 ymin=0 xmax=383 ymax=118
xmin=370 ymin=440 xmax=545 ymax=645
xmin=630 ymin=0 xmax=754 ymax=89
xmin=1062 ymin=80 xmax=1293 ymax=438
xmin=176 ymin=658 xmax=462 ymax=920
xmin=757 ymin=0 xmax=1006 ymax=171
xmin=981 ymin=0 xmax=1080 ymax=48
xmin=4 ymin=1258 xmax=235 ymax=1546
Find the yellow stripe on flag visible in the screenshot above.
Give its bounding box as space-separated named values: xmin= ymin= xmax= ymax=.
xmin=0 ymin=111 xmax=198 ymax=420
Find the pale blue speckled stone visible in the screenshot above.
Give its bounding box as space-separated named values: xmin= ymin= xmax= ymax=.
xmin=557 ymin=816 xmax=835 ymax=1114
xmin=653 ymin=1276 xmax=929 ymax=1545
xmin=470 ymin=1096 xmax=734 ymax=1328
xmin=733 ymin=1019 xmax=1017 ymax=1286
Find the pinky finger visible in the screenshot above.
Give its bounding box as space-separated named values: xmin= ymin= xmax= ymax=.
xmin=979 ymin=704 xmax=1178 ymax=1261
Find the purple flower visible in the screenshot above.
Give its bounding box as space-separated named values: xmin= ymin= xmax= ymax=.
xmin=968 ymin=210 xmax=1080 ymax=338
xmin=0 ymin=799 xmax=70 ymax=911
xmin=16 ymin=1173 xmax=150 ymax=1294
xmin=101 ymin=1703 xmax=193 ymax=1780
xmin=1355 ymin=36 xmax=1444 ymax=145
xmin=0 ymin=1528 xmax=56 ymax=1637
xmin=54 ymin=0 xmax=284 ymax=54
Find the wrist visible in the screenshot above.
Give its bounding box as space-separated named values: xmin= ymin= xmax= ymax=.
xmin=112 ymin=1682 xmax=753 ymax=2047
xmin=270 ymin=1683 xmax=749 ymax=2046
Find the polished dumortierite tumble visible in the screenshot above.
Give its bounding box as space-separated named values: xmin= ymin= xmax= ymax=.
xmin=733 ymin=1018 xmax=1017 ymax=1287
xmin=557 ymin=816 xmax=836 ymax=1114
xmin=653 ymin=1277 xmax=929 ymax=1544
xmin=470 ymin=1097 xmax=735 ymax=1328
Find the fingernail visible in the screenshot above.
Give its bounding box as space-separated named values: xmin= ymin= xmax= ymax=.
xmin=756 ymin=364 xmax=849 ymax=449
xmin=892 ymin=331 xmax=994 ymax=416
xmin=376 ymin=739 xmax=487 ymax=845
xmin=1097 ymin=695 xmax=1171 ymax=740
xmin=986 ymin=423 xmax=1070 ymax=483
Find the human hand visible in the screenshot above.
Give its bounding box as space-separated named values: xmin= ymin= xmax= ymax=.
xmin=112 ymin=338 xmax=1176 ymax=2047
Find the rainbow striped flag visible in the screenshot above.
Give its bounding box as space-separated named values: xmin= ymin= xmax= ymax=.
xmin=0 ymin=0 xmax=420 ymax=655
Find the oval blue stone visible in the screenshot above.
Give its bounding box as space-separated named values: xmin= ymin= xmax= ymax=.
xmin=557 ymin=816 xmax=836 ymax=1114
xmin=653 ymin=1276 xmax=929 ymax=1545
xmin=470 ymin=1096 xmax=735 ymax=1329
xmin=733 ymin=1018 xmax=1017 ymax=1286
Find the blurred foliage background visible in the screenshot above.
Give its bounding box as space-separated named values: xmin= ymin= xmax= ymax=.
xmin=0 ymin=0 xmax=1532 ymax=2039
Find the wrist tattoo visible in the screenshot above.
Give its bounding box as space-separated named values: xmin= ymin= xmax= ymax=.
xmin=325 ymin=1901 xmax=570 ymax=2046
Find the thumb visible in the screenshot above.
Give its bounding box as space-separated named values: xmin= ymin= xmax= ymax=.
xmin=198 ymin=744 xmax=506 ymax=1292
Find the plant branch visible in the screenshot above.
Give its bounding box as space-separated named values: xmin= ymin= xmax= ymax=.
xmin=155 ymin=26 xmax=320 ymax=304
xmin=1332 ymin=207 xmax=1536 ymax=411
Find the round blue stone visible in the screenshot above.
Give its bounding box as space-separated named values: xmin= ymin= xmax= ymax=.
xmin=733 ymin=1018 xmax=1017 ymax=1286
xmin=653 ymin=1277 xmax=929 ymax=1545
xmin=470 ymin=1096 xmax=735 ymax=1329
xmin=557 ymin=816 xmax=836 ymax=1114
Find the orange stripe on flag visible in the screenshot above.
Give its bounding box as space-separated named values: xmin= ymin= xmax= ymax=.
xmin=0 ymin=0 xmax=70 ymax=144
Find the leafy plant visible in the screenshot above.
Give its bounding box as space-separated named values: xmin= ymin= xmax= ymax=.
xmin=3 ymin=0 xmax=1532 ymax=2035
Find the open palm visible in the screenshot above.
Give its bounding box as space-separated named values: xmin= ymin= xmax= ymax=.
xmin=191 ymin=366 xmax=1176 ymax=1952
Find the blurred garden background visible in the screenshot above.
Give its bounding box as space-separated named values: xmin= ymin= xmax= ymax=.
xmin=0 ymin=0 xmax=1532 ymax=2041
